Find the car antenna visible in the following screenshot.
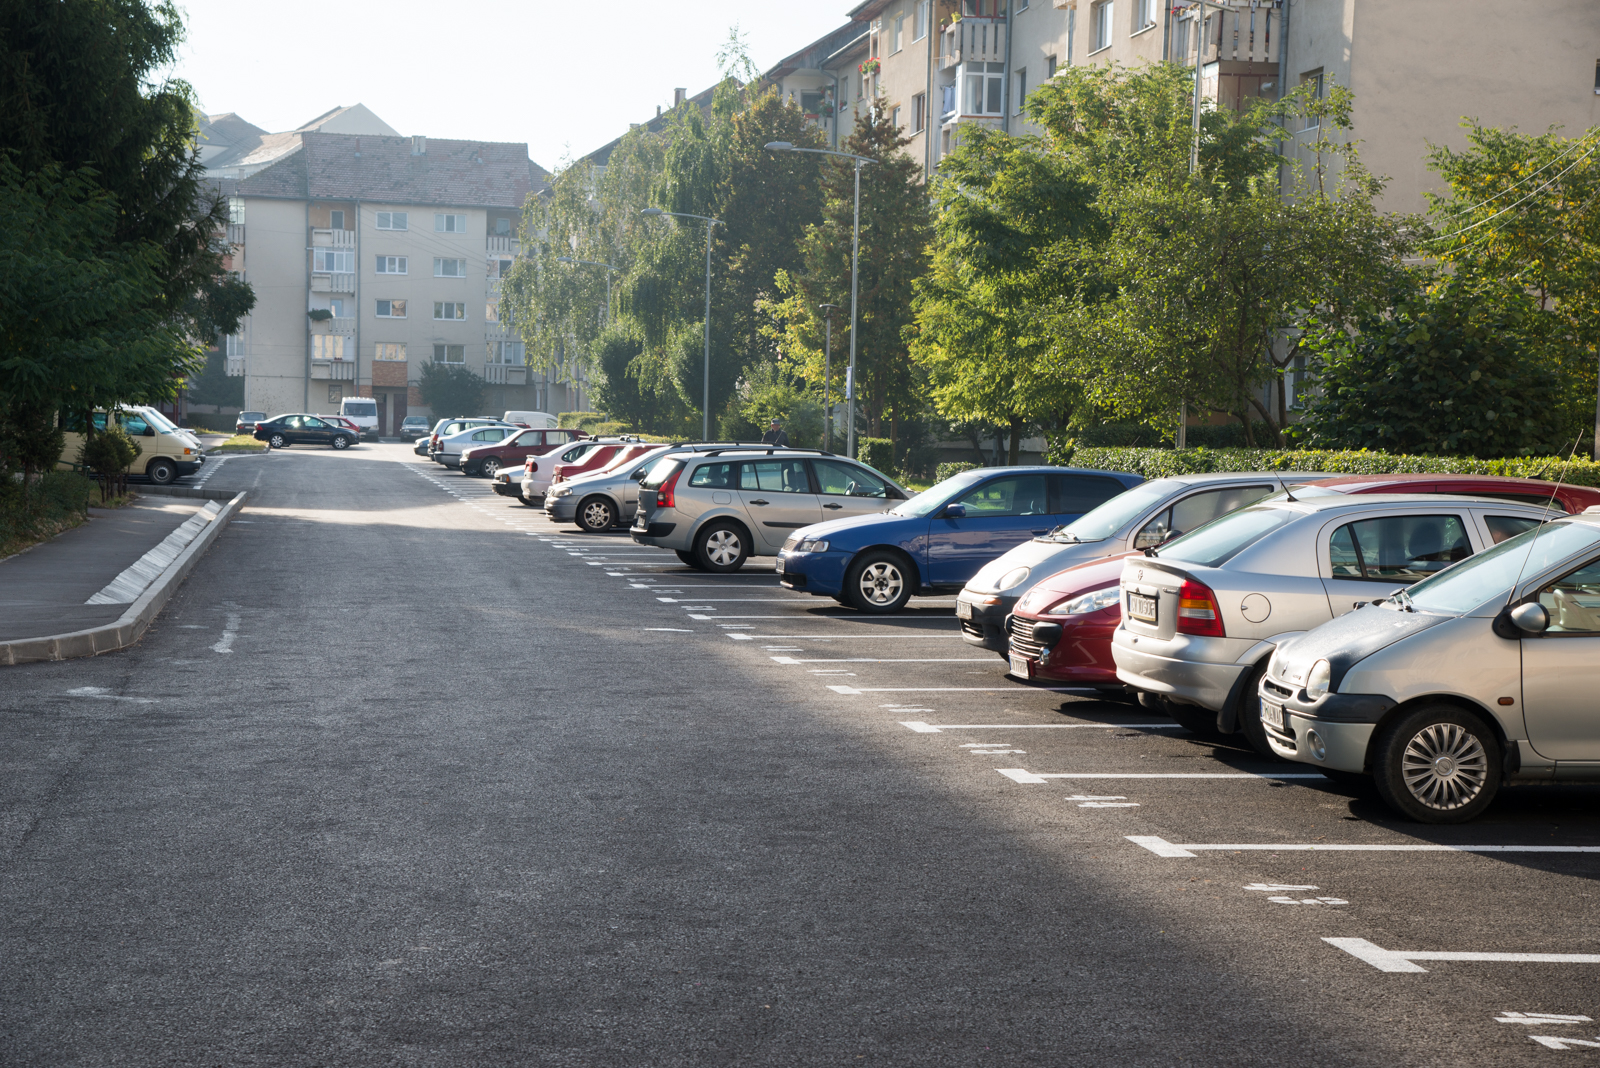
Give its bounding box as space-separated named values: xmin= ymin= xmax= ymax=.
xmin=1503 ymin=431 xmax=1585 ymax=612
xmin=1275 ymin=467 xmax=1298 ymax=503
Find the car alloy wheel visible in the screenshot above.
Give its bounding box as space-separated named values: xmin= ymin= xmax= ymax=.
xmin=481 ymin=458 xmax=500 ymax=478
xmin=332 ymin=435 xmax=350 ymax=450
xmin=269 ymin=433 xmax=287 ymax=448
xmin=845 ymin=551 xmax=913 ymax=613
xmin=695 ymin=523 xmax=748 ymax=572
xmin=578 ymin=498 xmax=615 ymax=533
xmin=1372 ymin=705 xmax=1501 ymax=824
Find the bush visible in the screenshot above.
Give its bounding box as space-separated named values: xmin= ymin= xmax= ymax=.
xmin=1073 ymin=421 xmax=1283 ymax=449
xmin=1044 ymin=441 xmax=1600 ymax=487
xmin=856 ymin=437 xmax=894 ymax=475
xmin=79 ymin=424 xmax=141 ymax=501
xmin=0 ymin=470 xmax=95 ymax=553
xmin=418 ymin=362 xmax=485 ymax=420
xmin=558 ymin=411 xmax=607 ymax=431
xmin=935 ymin=461 xmax=983 ymax=483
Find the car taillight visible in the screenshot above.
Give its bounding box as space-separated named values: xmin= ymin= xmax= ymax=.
xmin=656 ymin=467 xmax=682 ymax=510
xmin=1176 ymin=580 xmax=1225 ymax=638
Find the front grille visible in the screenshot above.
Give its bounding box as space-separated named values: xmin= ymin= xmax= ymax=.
xmin=959 ymin=619 xmax=985 ymax=640
xmin=1007 ymin=616 xmax=1046 ymax=660
xmin=1263 ymin=677 xmax=1294 ymax=700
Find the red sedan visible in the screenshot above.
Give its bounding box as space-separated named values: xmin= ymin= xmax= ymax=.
xmin=460 ymin=427 xmax=586 ymax=478
xmin=1006 ymin=472 xmax=1599 ymax=690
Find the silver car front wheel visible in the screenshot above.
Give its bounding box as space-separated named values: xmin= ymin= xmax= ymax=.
xmin=1402 ymin=723 xmax=1488 ymax=810
xmin=1373 ymin=705 xmax=1500 ymax=823
xmin=694 ymin=522 xmax=748 ymax=573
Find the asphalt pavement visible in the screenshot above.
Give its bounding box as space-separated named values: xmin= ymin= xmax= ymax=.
xmin=4 ymin=442 xmax=1599 ymax=1066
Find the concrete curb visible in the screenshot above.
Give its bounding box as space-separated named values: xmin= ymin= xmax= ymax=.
xmin=140 ymin=484 xmax=247 ymax=503
xmin=0 ymin=490 xmax=248 ymax=666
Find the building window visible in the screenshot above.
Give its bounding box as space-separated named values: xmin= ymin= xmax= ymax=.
xmin=1015 ymin=68 xmax=1026 ymax=113
xmin=434 ymin=301 xmax=466 ymax=320
xmin=228 ymin=197 xmax=245 ymax=225
xmin=375 ymin=255 xmax=407 ymax=274
xmin=913 ymin=0 xmax=928 ymax=41
xmin=1067 ymin=8 xmax=1076 ymax=62
xmin=1092 ymin=1 xmax=1113 ymax=52
xmin=1047 ymin=53 xmax=1058 ymax=78
xmin=434 ymin=257 xmax=467 ymax=278
xmin=329 ymin=210 xmax=345 ymax=229
xmin=224 ymin=333 xmax=242 ymax=357
xmin=966 ymin=62 xmax=1005 ymax=115
xmin=328 ymin=385 xmax=344 ymax=404
xmin=1301 ymin=70 xmax=1324 ymax=129
xmin=374 ymin=343 xmax=407 ymax=362
xmin=891 ymin=105 xmax=902 ymax=129
xmin=495 ymin=217 xmax=512 ymax=235
xmin=1133 ymin=0 xmax=1155 ymax=31
xmin=912 ymin=92 xmax=926 ymax=133
xmin=893 ymin=12 xmax=904 ymax=53
xmin=328 ymin=298 xmax=345 ymax=317
xmin=435 ymin=213 xmax=468 ymax=233
xmin=490 ymin=258 xmax=514 ymax=279
xmin=485 ymin=301 xmax=499 ymax=322
xmin=1018 ymin=0 xmax=1028 ymax=9
xmin=434 ymin=344 xmax=465 ymax=364
xmin=375 ymin=299 xmax=406 ymax=318
xmin=489 ymin=341 xmax=524 ymax=365
xmin=942 ymin=83 xmax=956 ymax=117
xmin=312 ymin=335 xmax=352 ymax=360
xmin=313 ymin=248 xmax=354 ymax=273
xmin=376 ymin=211 xmax=408 ymax=230
xmin=1595 ymin=59 xmax=1600 ymax=94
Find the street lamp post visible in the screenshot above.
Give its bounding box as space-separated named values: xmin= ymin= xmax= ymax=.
xmin=764 ymin=142 xmax=875 ymax=459
xmin=817 ymin=303 xmax=839 ymax=452
xmin=641 ymin=208 xmax=721 ymax=441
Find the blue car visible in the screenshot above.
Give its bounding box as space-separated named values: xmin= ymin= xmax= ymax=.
xmin=776 ymin=466 xmax=1144 ymax=613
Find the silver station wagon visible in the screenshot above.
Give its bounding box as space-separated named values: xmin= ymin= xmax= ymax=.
xmin=1111 ymin=494 xmax=1560 ymax=753
xmin=1262 ymin=510 xmax=1600 ymax=822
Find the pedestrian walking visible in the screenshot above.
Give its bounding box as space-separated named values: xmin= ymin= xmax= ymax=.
xmin=761 ymin=418 xmax=790 ymax=447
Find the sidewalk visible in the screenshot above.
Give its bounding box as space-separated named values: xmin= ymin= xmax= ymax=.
xmin=0 ymin=491 xmax=244 ymax=662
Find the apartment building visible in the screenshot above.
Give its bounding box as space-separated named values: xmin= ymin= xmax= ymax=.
xmin=208 ymin=111 xmax=555 ymax=434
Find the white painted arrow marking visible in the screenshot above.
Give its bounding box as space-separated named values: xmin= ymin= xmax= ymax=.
xmin=65 ymin=687 xmax=155 ymax=704
xmin=827 ymin=685 xmax=863 ymax=695
xmin=900 ymin=722 xmax=1180 ymax=732
xmin=1126 ymin=836 xmax=1600 ymax=857
xmin=1325 ymin=937 xmax=1600 ymax=973
xmin=1530 ymin=1036 xmax=1600 ymax=1050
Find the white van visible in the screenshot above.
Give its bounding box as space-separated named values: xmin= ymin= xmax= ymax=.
xmin=58 ymin=406 xmax=206 ymax=485
xmin=503 ymin=411 xmax=558 ymax=429
xmin=339 ymin=397 xmax=380 ymax=439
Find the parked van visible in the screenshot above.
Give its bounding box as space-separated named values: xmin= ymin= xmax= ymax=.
xmin=339 ymin=397 xmax=380 ymax=439
xmin=503 ymin=411 xmax=558 ymax=429
xmin=58 ymin=406 xmax=206 ymax=485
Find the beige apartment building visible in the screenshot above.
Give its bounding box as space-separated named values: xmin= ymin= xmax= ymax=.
xmin=205 ymin=109 xmax=556 ymax=434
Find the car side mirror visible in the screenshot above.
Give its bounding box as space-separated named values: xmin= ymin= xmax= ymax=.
xmin=1133 ymin=530 xmax=1164 ymax=549
xmin=1508 ymin=601 xmax=1550 ymax=635
xmin=943 ymin=502 xmax=967 ymax=519
xmin=886 ymin=486 xmax=906 ymax=500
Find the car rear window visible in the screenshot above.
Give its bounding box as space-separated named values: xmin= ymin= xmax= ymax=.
xmin=1156 ymin=506 xmax=1296 ymax=567
xmin=641 ymin=457 xmax=684 ymax=490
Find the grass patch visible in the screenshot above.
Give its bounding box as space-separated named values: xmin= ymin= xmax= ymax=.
xmin=213 ymin=434 xmax=267 ymax=453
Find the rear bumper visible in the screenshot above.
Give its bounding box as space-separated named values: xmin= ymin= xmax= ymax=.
xmin=1113 ymin=634 xmax=1245 ymax=711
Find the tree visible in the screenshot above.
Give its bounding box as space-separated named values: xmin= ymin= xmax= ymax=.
xmin=417 ymin=363 xmax=485 ymax=420
xmin=1295 ymin=276 xmax=1567 ymax=458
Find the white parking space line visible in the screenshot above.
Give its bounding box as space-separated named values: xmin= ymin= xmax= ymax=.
xmin=1324 ymin=938 xmax=1600 ymax=974
xmin=826 ymin=685 xmax=1087 ymax=694
xmin=771 ymin=656 xmax=995 ymax=664
xmin=726 ymin=633 xmax=970 ymax=641
xmin=1126 ymin=836 xmax=1600 ymax=858
xmin=901 ymin=721 xmax=1181 ymax=732
xmin=1001 ymin=769 xmax=1323 ymax=783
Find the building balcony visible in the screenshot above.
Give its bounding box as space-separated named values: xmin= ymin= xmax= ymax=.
xmin=941 ymin=16 xmax=1006 ymax=68
xmin=310 ymin=360 xmax=356 ymax=381
xmin=225 ymin=358 xmax=246 ymax=377
xmin=310 ymin=273 xmax=355 ymax=294
xmin=1179 ymin=0 xmax=1281 ymax=67
xmin=226 ymin=223 xmax=245 ymax=246
xmin=486 ymin=235 xmax=520 ymax=254
xmin=311 ymin=228 xmax=356 ymax=247
xmin=483 ymin=364 xmax=526 ymax=386
xmin=310 ymin=316 xmax=356 ymax=336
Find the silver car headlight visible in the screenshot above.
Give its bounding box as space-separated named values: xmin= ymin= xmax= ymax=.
xmin=1046 ymin=585 xmax=1122 ymax=616
xmin=1304 ymin=659 xmax=1332 ymax=700
xmin=795 ymin=539 xmax=829 ymax=553
xmin=997 ymin=566 xmax=1031 ymax=591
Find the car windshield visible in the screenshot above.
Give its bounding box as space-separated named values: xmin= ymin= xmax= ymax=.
xmin=1155 ymin=506 xmax=1296 ymax=567
xmin=891 ymin=469 xmax=989 ymax=517
xmin=1395 ymin=519 xmax=1599 ymax=615
xmin=640 ymin=457 xmax=683 ymax=490
xmin=139 ymin=409 xmax=178 ymax=433
xmin=1048 ymin=480 xmax=1179 ymax=542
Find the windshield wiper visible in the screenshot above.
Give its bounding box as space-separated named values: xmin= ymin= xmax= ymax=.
xmin=1392 ymin=589 xmax=1415 ymax=612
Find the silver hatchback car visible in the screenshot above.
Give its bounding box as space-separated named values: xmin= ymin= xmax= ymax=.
xmin=1262 ymin=510 xmax=1600 ymax=822
xmin=631 ymin=449 xmax=907 ymax=571
xmin=1112 ymin=494 xmax=1560 ymax=753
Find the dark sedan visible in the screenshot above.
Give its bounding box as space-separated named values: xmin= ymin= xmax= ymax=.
xmin=253 ymin=414 xmax=356 ymax=450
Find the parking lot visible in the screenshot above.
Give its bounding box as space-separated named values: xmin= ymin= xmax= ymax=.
xmin=5 ymin=442 xmax=1600 ymax=1065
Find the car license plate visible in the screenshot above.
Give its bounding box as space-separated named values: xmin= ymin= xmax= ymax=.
xmin=775 ymin=557 xmax=785 ymax=574
xmin=956 ymin=600 xmax=973 ymax=620
xmin=1009 ymin=652 xmax=1030 ymax=679
xmin=1127 ymin=591 xmax=1158 ymax=623
xmin=1262 ymin=700 xmax=1285 ymax=731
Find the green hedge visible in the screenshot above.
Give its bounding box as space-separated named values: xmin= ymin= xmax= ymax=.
xmin=1047 ymin=440 xmax=1600 ymax=487
xmin=557 ymin=411 xmax=607 ymax=431
xmin=935 ymin=461 xmax=983 ymax=483
xmin=856 ymin=437 xmax=894 ymax=474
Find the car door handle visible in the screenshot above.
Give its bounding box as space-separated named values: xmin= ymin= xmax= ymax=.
xmin=748 ymin=499 xmax=769 ymax=506
xmin=824 ymin=503 xmax=843 ymax=510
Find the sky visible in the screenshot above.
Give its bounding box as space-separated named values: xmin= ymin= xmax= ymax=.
xmin=169 ymin=1 xmax=854 ymax=172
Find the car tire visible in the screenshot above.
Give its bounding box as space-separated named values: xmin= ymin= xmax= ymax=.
xmin=146 ymin=458 xmax=177 ymax=485
xmin=577 ymin=497 xmax=616 ymax=533
xmin=1319 ymin=768 xmax=1368 ymax=787
xmin=520 ymin=496 xmax=541 ymax=507
xmin=694 ymin=522 xmax=749 ymax=572
xmin=1235 ymin=659 xmax=1282 ymax=759
xmin=1371 ymin=704 xmax=1501 ymax=824
xmin=332 ymin=435 xmax=350 ymax=450
xmin=844 ymin=550 xmax=914 ymax=614
xmin=268 ymin=432 xmax=287 ymax=449
xmin=481 ymin=458 xmax=500 ymax=479
xmin=676 ymin=550 xmax=701 ymax=568
xmin=1165 ymin=701 xmax=1220 ymax=738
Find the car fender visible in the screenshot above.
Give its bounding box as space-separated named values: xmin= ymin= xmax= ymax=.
xmin=689 ymin=507 xmax=756 ymax=549
xmin=843 ymin=543 xmax=924 ymax=591
xmin=1216 ymin=632 xmax=1306 ymax=733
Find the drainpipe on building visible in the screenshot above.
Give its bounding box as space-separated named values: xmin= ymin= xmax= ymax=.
xmin=1001 ymin=0 xmax=1015 ymax=134
xmin=1276 ymin=0 xmax=1291 ymax=196
xmin=354 ymin=198 xmax=362 ymax=425
xmin=304 ymin=200 xmax=311 ymax=411
xmin=925 ymin=3 xmax=935 ymax=174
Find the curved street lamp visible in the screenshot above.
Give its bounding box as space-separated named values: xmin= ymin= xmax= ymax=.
xmin=641 ymin=208 xmax=722 ymax=440
xmin=765 ymin=142 xmax=875 ymax=458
